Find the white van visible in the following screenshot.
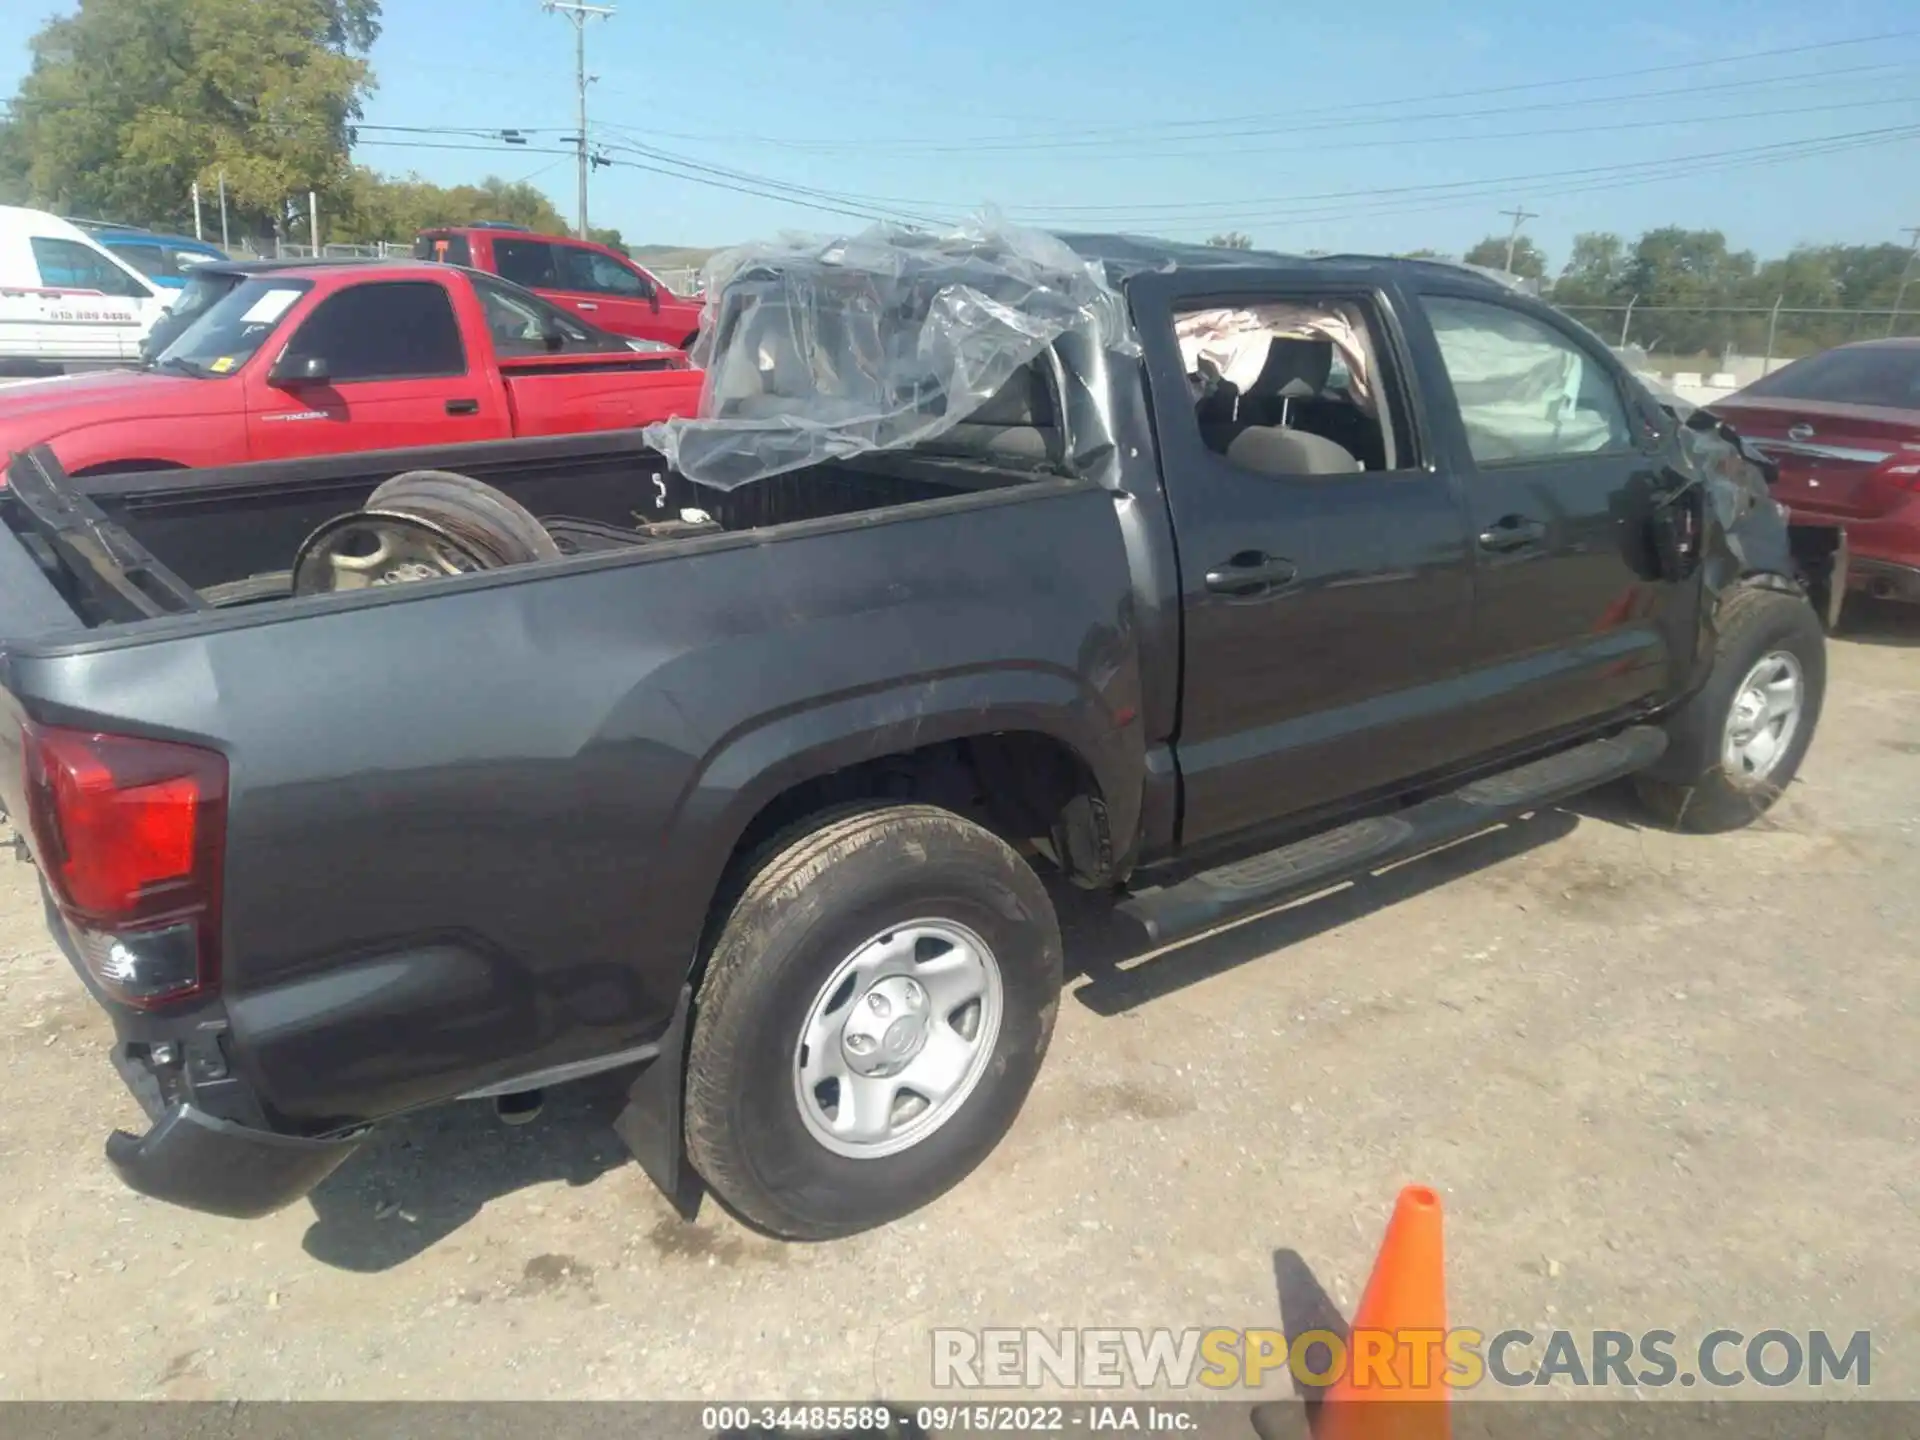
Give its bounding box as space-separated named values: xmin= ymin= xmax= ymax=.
xmin=0 ymin=206 xmax=174 ymax=376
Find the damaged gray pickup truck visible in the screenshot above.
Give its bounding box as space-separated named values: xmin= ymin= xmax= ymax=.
xmin=0 ymin=223 xmax=1840 ymax=1239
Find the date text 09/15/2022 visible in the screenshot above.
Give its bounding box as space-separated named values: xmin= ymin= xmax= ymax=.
xmin=701 ymin=1406 xmax=1197 ymax=1433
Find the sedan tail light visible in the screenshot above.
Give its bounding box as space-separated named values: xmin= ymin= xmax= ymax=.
xmin=20 ymin=721 xmax=227 ymax=1009
xmin=1874 ymin=454 xmax=1920 ymax=493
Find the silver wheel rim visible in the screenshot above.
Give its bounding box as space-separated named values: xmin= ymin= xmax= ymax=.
xmin=793 ymin=919 xmax=1003 ymax=1160
xmin=1722 ymin=650 xmax=1804 ymax=784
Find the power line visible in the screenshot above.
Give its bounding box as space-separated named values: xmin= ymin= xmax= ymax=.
xmin=1019 ymin=125 xmax=1920 ymax=232
xmin=350 ymin=138 xmax=930 ymax=224
xmin=585 ymin=30 xmax=1920 ymax=151
xmin=770 ymin=61 xmax=1920 ymax=157
xmin=1011 ymin=123 xmax=1920 ymax=224
xmin=349 ymin=60 xmax=1911 ymax=153
xmin=351 ymin=121 xmax=1920 ymax=237
xmin=592 ymin=124 xmax=949 ymax=219
xmin=960 ymin=93 xmax=1920 ymax=214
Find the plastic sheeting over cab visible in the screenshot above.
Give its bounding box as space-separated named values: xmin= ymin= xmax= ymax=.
xmin=640 ymin=216 xmax=1135 ymax=491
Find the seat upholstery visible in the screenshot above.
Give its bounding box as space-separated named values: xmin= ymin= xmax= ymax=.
xmin=1200 ymin=336 xmax=1362 ymax=474
xmin=921 ymin=364 xmax=1063 ymax=465
xmin=1225 ymin=426 xmax=1364 ymax=476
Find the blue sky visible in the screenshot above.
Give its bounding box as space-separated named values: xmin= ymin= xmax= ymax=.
xmin=5 ymin=0 xmax=1918 ymax=267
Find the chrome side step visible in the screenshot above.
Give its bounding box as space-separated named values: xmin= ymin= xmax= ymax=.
xmin=1119 ymin=725 xmax=1667 ymax=946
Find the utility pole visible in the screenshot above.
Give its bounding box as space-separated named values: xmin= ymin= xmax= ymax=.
xmin=543 ymin=0 xmax=614 ymax=239
xmin=1887 ymin=226 xmax=1920 ymax=337
xmin=1499 ymin=206 xmax=1539 ymax=273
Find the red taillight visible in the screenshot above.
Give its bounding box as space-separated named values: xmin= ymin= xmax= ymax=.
xmin=1876 ymin=455 xmax=1920 ymax=493
xmin=21 ymin=721 xmax=226 ymax=1009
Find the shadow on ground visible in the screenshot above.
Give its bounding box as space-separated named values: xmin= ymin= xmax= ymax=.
xmin=301 ymin=1068 xmax=639 ymax=1272
xmin=299 ymin=806 xmax=1603 ymax=1270
xmin=1836 ymin=595 xmax=1920 ymax=648
xmin=1066 ymin=808 xmax=1580 ymax=1015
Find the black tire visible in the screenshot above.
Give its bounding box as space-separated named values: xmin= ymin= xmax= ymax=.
xmin=684 ymin=803 xmax=1062 ymax=1240
xmin=365 ymin=469 xmax=561 ymax=563
xmin=1634 ymin=585 xmax=1826 ymax=833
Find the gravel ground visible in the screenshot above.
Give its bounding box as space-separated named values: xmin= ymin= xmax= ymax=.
xmin=0 ymin=611 xmax=1915 ymax=1404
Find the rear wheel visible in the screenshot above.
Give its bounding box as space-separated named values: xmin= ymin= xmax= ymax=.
xmin=684 ymin=804 xmax=1061 ymax=1239
xmin=1634 ymin=585 xmax=1826 ymax=832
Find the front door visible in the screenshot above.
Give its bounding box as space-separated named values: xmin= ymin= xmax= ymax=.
xmin=1131 ymin=269 xmax=1479 ymax=849
xmin=1407 ymin=288 xmax=1687 ymax=752
xmin=245 ymin=279 xmax=506 ymax=461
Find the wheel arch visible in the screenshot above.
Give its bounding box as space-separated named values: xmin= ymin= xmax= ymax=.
xmin=670 ymin=669 xmax=1142 ymax=979
xmin=69 ymin=458 xmax=189 ymax=478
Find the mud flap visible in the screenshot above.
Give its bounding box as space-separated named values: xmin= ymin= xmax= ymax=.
xmin=612 ymin=982 xmax=702 ymax=1220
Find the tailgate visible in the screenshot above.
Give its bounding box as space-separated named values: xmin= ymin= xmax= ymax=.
xmin=0 ymin=445 xmax=208 ymax=830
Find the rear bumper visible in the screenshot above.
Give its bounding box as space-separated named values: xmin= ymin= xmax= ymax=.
xmin=33 ymin=878 xmax=367 ymax=1218
xmin=104 ymin=1099 xmax=365 ymax=1219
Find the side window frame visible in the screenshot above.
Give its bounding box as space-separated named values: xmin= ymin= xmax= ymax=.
xmin=492 ymin=237 xmax=559 ymax=291
xmin=467 ymin=272 xmax=626 ymax=357
xmin=279 ymin=280 xmax=469 ymax=384
xmin=30 ymin=236 xmax=151 ymax=298
xmin=591 ymin=251 xmax=651 ymax=298
xmin=1413 ymin=287 xmax=1643 ymax=469
xmin=1152 ymin=282 xmax=1429 ymax=481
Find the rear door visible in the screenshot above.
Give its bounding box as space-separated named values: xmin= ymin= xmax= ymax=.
xmin=544 ymin=243 xmax=675 ymax=342
xmin=1129 ymin=266 xmax=1479 ymax=847
xmin=1405 ymin=285 xmax=1688 ymax=752
xmin=243 ymin=279 xmax=509 ymax=460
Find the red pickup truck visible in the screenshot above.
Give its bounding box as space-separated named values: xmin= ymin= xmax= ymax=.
xmin=0 ymin=259 xmax=704 ymax=477
xmin=414 ymin=225 xmax=706 ymax=351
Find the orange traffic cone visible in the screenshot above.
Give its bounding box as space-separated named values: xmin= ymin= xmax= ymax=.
xmin=1312 ymin=1184 xmax=1450 ymax=1440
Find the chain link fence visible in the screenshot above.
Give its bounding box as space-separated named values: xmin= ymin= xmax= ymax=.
xmin=1559 ymin=302 xmax=1920 ymax=386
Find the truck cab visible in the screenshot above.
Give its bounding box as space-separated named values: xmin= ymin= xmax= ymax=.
xmin=414 ymin=224 xmax=705 ymax=351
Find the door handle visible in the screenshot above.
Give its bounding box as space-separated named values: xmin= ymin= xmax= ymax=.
xmin=1204 ymin=552 xmax=1298 ymax=599
xmin=445 ymin=398 xmax=480 ymax=416
xmin=1477 ymin=515 xmax=1547 ymax=552
xmin=574 ymin=301 xmax=598 ymax=311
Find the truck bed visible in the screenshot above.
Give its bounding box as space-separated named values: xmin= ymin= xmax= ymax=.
xmin=1 ymin=428 xmax=1060 ymax=619
xmin=0 ymin=428 xmax=1144 ymax=1133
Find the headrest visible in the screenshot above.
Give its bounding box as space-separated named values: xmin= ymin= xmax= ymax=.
xmin=1245 ymin=338 xmax=1333 ymax=400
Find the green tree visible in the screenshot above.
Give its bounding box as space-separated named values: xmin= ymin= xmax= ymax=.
xmin=1624 ymin=226 xmax=1756 ymax=306
xmin=588 ymin=226 xmax=629 ymax=256
xmin=1553 ymin=231 xmax=1628 ymax=306
xmin=1462 ymin=234 xmax=1547 ymax=280
xmin=6 ymin=0 xmax=379 ymax=240
xmin=1206 ymin=231 xmax=1253 ymax=250
xmin=327 ymin=167 xmax=570 ymax=243
xmin=0 ymin=119 xmax=28 ymax=205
